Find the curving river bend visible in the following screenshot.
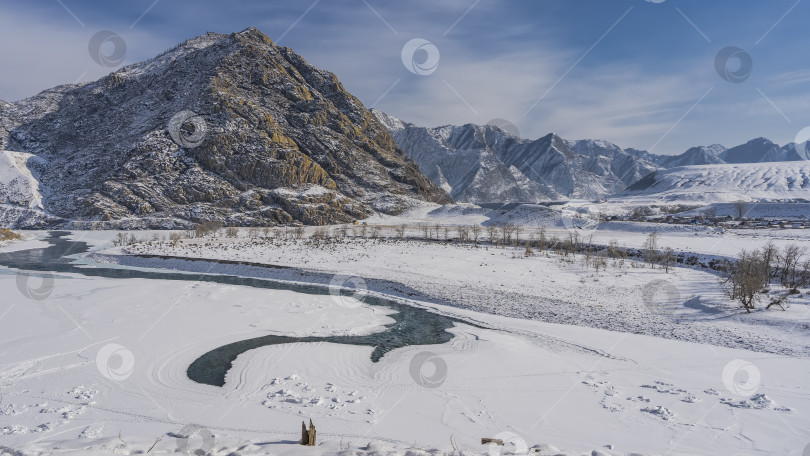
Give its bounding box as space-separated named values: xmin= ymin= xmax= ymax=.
xmin=0 ymin=231 xmax=463 ymax=386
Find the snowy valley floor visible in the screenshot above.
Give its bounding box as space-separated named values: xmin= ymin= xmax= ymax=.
xmin=0 ymin=230 xmax=809 ymax=455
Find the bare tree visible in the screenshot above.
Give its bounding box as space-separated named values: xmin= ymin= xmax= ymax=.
xmin=456 ymin=226 xmax=469 ymax=243
xmin=225 ymin=226 xmax=239 ymax=238
xmin=703 ymin=206 xmax=718 ymax=222
xmin=471 ymin=225 xmax=481 ymax=245
xmin=661 ymin=247 xmax=676 ymax=273
xmin=760 ymin=240 xmax=778 ymax=283
xmin=643 ymin=231 xmax=660 ymax=265
xmin=500 ymin=224 xmax=514 ymax=245
xmin=733 ymin=200 xmax=749 ymax=220
xmin=486 ymin=225 xmax=497 ymax=244
xmin=535 ymin=227 xmax=548 ymax=250
xmin=778 ymin=244 xmax=806 ymax=289
xmin=395 ymin=225 xmax=406 ymax=239
xmin=721 ymin=249 xmax=767 ymax=312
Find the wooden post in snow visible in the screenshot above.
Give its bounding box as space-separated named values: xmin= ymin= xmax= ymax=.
xmin=301 ymin=419 xmax=316 ymax=446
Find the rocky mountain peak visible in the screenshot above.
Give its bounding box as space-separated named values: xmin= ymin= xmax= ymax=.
xmin=0 ymin=28 xmax=451 ymax=229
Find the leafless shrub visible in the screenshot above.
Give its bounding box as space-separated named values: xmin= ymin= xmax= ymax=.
xmin=169 ymin=232 xmax=182 ymax=247
xmin=195 ymin=220 xmax=222 ymax=238
xmin=225 ymin=226 xmax=239 ymax=238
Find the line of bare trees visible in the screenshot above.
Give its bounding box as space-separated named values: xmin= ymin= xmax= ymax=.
xmin=721 ymin=241 xmax=810 ymax=312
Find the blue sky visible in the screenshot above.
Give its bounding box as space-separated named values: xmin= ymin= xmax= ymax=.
xmin=1 ymin=0 xmax=808 ymax=155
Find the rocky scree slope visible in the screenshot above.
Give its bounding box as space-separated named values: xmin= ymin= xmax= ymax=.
xmin=0 ymin=27 xmax=450 ymax=228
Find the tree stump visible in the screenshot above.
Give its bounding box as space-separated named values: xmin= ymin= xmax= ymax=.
xmin=301 ymin=419 xmax=316 ymax=446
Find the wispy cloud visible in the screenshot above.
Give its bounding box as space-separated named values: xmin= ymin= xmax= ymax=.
xmin=1 ymin=0 xmax=808 ymax=154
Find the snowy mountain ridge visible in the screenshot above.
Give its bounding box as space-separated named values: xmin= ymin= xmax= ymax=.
xmin=375 ymin=110 xmax=810 ymax=204
xmin=374 ymin=110 xmax=659 ymax=203
xmin=620 ymin=161 xmax=810 ymax=203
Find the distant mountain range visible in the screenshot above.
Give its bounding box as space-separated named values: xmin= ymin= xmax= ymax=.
xmin=375 ymin=110 xmax=810 ymax=204
xmin=0 ymin=28 xmax=450 ymax=229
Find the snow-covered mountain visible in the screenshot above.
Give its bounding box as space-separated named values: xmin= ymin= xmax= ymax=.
xmin=620 ymin=162 xmax=810 ymax=203
xmin=374 ymin=110 xmax=660 ymax=203
xmin=376 ymin=111 xmax=810 ymax=204
xmin=0 ymin=28 xmax=450 ymax=228
xmin=659 ymin=145 xmax=726 ymax=167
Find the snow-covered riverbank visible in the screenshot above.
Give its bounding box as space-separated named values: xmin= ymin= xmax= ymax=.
xmin=1 ymin=231 xmax=809 ymax=455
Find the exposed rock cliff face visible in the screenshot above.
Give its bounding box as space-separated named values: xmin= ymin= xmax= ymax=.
xmin=0 ymin=27 xmax=450 ymax=228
